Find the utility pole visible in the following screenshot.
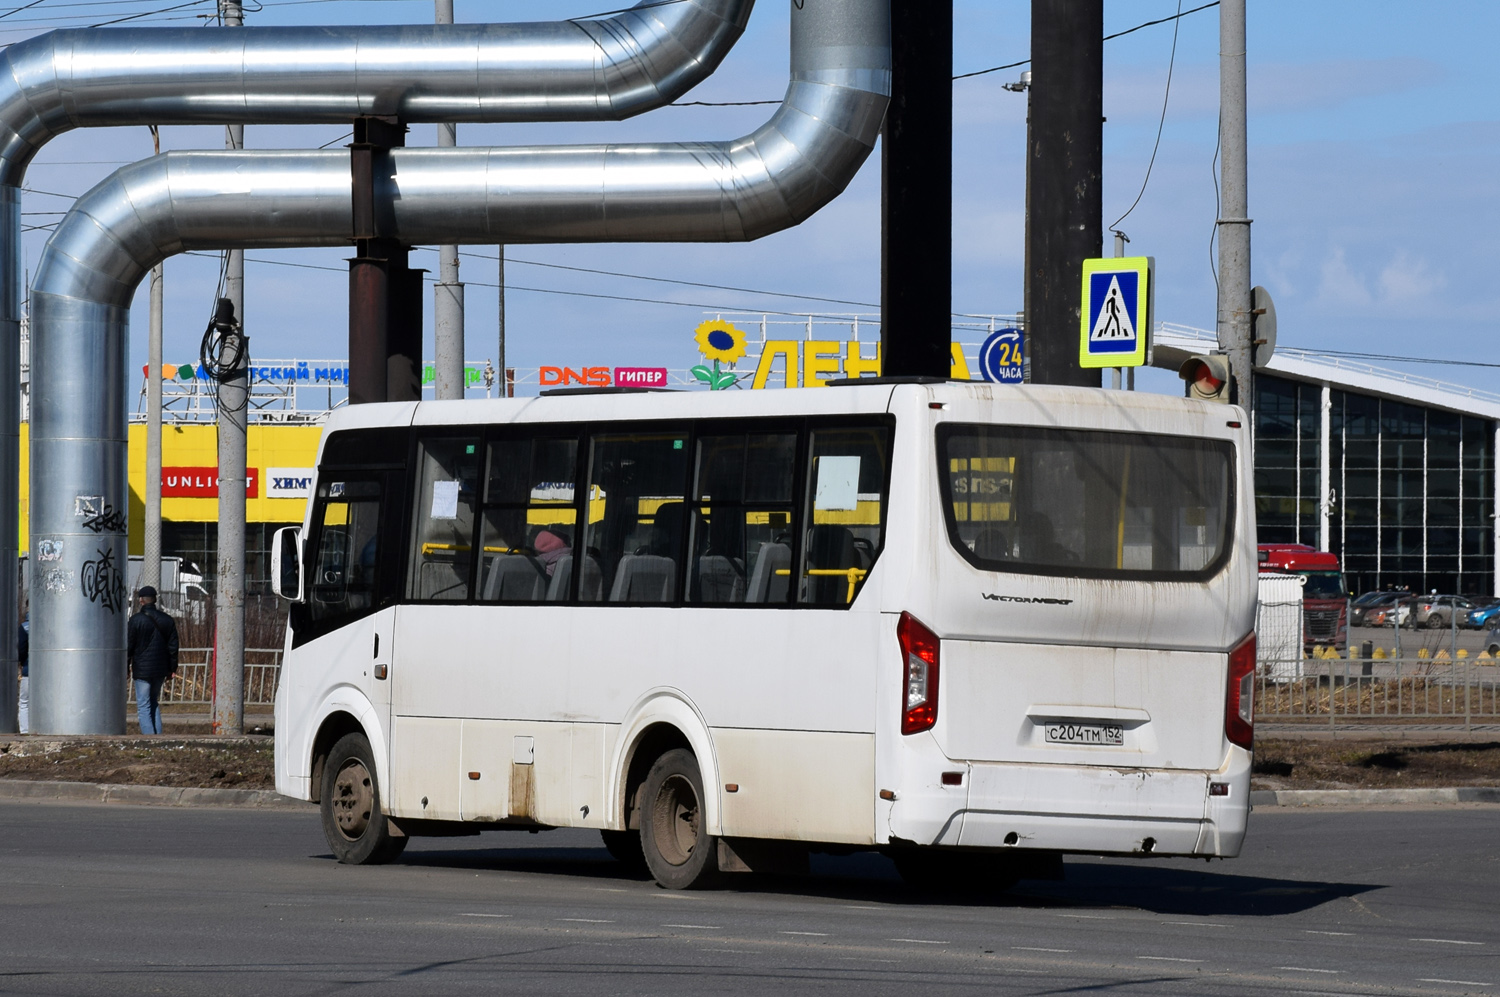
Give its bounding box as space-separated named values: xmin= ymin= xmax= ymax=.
xmin=880 ymin=0 xmax=953 ymax=379
xmin=433 ymin=0 xmax=465 ymax=401
xmin=1025 ymin=0 xmax=1103 ymax=388
xmin=1217 ymin=0 xmax=1253 ymax=412
xmin=214 ymin=0 xmax=247 ymax=737
xmin=144 ymin=127 xmax=164 ymax=600
xmin=497 ymin=249 xmax=508 ymax=396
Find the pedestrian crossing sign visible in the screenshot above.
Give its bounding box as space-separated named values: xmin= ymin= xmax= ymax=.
xmin=1079 ymin=256 xmax=1153 ymax=369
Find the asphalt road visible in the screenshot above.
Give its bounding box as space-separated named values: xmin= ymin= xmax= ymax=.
xmin=1 ymin=800 xmax=1497 ymax=996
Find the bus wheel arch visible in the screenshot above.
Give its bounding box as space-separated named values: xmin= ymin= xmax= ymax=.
xmin=613 ymin=693 xmax=722 ymax=837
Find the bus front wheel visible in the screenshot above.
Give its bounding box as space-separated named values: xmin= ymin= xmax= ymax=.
xmin=639 ymin=749 xmax=720 ymax=890
xmin=320 ymin=732 xmax=407 ymax=865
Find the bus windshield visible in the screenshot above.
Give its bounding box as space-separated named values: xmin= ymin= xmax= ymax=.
xmin=939 ymin=425 xmax=1234 ymax=580
xmin=1300 ymin=571 xmax=1348 ymax=599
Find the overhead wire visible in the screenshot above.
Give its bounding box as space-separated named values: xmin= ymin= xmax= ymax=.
xmin=1109 ymin=0 xmax=1182 ymax=236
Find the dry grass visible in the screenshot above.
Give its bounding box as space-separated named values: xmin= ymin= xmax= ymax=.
xmin=1252 ymin=738 xmax=1500 ymax=790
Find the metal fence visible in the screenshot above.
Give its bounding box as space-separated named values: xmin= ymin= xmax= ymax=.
xmin=1256 ymin=655 xmax=1500 ymax=729
xmin=126 ymin=648 xmax=283 ymax=708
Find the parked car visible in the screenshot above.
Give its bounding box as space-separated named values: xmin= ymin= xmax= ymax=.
xmin=1486 ymin=623 xmax=1500 ymax=657
xmin=1350 ymin=591 xmax=1402 ymax=627
xmin=1468 ymin=601 xmax=1500 ymax=630
xmin=1366 ymin=597 xmax=1416 ymax=627
xmin=1412 ymin=595 xmax=1477 ymax=630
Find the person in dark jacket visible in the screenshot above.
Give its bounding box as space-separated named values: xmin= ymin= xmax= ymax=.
xmin=127 ymin=586 xmax=178 ymax=735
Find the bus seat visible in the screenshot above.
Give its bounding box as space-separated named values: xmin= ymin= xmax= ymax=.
xmin=697 ymin=554 xmax=746 ymax=602
xmin=806 ymin=524 xmax=857 ymax=603
xmin=745 ymin=542 xmax=791 ymax=603
xmin=649 ymin=501 xmax=685 ymax=556
xmin=610 ymin=553 xmax=675 ymax=602
xmin=482 ymin=553 xmax=547 ymax=601
xmin=547 ymin=554 xmax=605 ymax=601
xmin=418 ymin=559 xmax=468 ymax=601
xmin=971 ymin=525 xmax=1014 ymax=560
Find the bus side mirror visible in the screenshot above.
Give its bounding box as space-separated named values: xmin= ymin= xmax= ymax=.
xmin=272 ymin=526 xmax=304 ymax=602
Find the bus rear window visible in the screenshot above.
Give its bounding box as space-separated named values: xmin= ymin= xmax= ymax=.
xmin=938 ymin=425 xmax=1234 ymax=580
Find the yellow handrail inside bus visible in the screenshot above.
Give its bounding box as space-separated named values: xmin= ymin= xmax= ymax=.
xmin=774 ymin=566 xmax=869 ymax=603
xmin=1115 ymin=449 xmax=1132 ymax=570
xmin=422 ymin=543 xmax=521 ymax=556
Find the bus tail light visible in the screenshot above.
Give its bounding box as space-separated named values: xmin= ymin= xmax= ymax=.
xmin=898 ymin=612 xmax=940 ymax=734
xmin=1225 ymin=632 xmax=1256 ymax=750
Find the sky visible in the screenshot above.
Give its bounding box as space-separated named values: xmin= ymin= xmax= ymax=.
xmin=11 ymin=0 xmax=1500 ymax=400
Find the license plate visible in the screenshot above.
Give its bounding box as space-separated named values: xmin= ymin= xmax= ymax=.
xmin=1045 ymin=723 xmax=1124 ymax=746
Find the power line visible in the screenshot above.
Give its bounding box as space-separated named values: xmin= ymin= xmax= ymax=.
xmin=678 ymin=2 xmax=1221 ymax=102
xmin=1110 ymin=0 xmax=1183 ymax=234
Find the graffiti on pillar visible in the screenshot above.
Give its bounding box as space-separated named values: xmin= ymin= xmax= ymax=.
xmin=43 ymin=568 xmax=72 ymax=594
xmin=81 ymin=503 xmax=126 ymax=534
xmin=37 ymin=538 xmax=65 ymax=562
xmin=80 ymin=548 xmax=125 ymax=614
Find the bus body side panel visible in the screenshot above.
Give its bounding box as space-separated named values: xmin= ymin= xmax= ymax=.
xmin=388 ymin=603 xmax=879 ymax=840
xmin=273 ymin=608 xmax=396 ymax=803
xmin=874 ymin=385 xmax=1257 ymax=857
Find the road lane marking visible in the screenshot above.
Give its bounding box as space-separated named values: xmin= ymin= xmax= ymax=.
xmin=1419 ymin=980 xmax=1493 ymax=987
xmin=703 ymin=948 xmax=754 ymax=954
xmin=663 ymin=924 xmax=721 ymax=930
xmin=558 ymin=918 xmax=614 ymax=923
xmin=891 ymin=939 xmax=948 ymax=945
xmin=1303 ymin=931 xmax=1354 ymax=936
xmin=1014 ymin=947 xmax=1072 ymax=953
xmin=781 ymin=931 xmax=830 ymax=937
xmin=842 ymin=905 xmax=883 ymax=910
xmin=458 ymin=913 xmax=513 ymax=918
xmin=1412 ymin=938 xmax=1484 ymax=945
xmin=1056 ymin=913 xmax=1116 ymax=920
xmin=839 ymin=957 xmax=899 ymax=964
xmin=1279 ymin=967 xmax=1341 ymax=974
xmin=1138 ymin=957 xmax=1204 ymax=963
xmin=1164 ymin=921 xmax=1230 ymax=928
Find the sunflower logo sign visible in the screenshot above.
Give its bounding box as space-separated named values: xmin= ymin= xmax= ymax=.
xmin=692 ymin=319 xmax=748 ymax=390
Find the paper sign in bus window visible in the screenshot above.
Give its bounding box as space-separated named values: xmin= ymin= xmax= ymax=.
xmin=814 ymin=456 xmax=861 ymax=511
xmin=431 ymin=480 xmax=460 ymax=520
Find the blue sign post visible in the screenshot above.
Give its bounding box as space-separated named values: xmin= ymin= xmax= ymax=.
xmin=1078 ymin=256 xmax=1153 ymax=369
xmin=977 ymin=328 xmax=1024 ymax=384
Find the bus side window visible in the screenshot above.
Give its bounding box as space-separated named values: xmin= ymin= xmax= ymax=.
xmin=408 ymin=438 xmax=482 ymax=602
xmin=308 ymin=479 xmax=382 ymax=625
xmin=477 ymin=436 xmax=580 ymax=602
xmin=582 ymin=431 xmax=691 ymax=604
xmin=800 ymin=427 xmax=892 ymax=605
xmin=689 ymin=432 xmax=797 ymax=604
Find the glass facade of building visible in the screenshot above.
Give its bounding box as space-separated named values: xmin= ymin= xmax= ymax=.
xmin=1254 ymin=374 xmax=1495 ymax=597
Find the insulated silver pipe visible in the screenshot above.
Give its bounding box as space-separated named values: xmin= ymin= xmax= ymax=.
xmin=0 ymin=0 xmax=751 ymax=735
xmin=28 ymin=0 xmax=888 ymax=733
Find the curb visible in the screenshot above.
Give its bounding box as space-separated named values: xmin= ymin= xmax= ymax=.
xmin=0 ymin=779 xmax=313 ymax=811
xmin=1251 ymin=787 xmax=1500 ymax=807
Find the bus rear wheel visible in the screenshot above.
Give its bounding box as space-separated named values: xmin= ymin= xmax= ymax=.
xmin=321 ymin=732 xmax=407 ymax=865
xmin=639 ymin=749 xmax=720 ymax=890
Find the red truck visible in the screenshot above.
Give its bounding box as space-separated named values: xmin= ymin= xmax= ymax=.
xmin=1258 ymin=543 xmax=1349 ymax=654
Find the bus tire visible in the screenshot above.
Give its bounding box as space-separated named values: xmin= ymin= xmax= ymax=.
xmin=321 ymin=732 xmax=407 ymax=866
xmin=639 ymin=748 xmax=720 ymax=890
xmin=892 ymin=849 xmax=1019 ymax=895
xmin=600 ymin=829 xmax=648 ymax=875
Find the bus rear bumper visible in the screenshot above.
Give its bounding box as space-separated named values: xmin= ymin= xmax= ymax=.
xmin=889 ymin=748 xmax=1252 ymax=859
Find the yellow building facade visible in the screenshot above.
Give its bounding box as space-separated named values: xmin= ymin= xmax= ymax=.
xmin=20 ymin=422 xmax=323 ymax=554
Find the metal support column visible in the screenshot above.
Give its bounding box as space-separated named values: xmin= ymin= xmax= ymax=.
xmin=880 ymin=0 xmax=952 ymax=379
xmin=143 ymin=127 xmax=164 ymax=601
xmin=1025 ymin=0 xmax=1103 ymax=387
xmin=349 ymin=116 xmax=415 ymax=406
xmin=1319 ymin=382 xmax=1331 ymax=551
xmin=432 ymin=0 xmax=465 ymax=401
xmin=497 ymin=249 xmax=507 ymax=396
xmin=1216 ymin=0 xmax=1253 ymax=412
xmin=212 ymin=0 xmax=247 ymax=737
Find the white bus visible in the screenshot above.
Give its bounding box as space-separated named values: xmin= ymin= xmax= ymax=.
xmin=272 ymin=380 xmax=1257 ymax=890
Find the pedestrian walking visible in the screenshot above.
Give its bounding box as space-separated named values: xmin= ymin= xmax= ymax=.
xmin=16 ymin=612 xmax=27 ymax=734
xmin=127 ymin=586 xmax=178 ymax=735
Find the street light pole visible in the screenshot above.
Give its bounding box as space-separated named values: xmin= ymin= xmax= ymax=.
xmin=1217 ymin=0 xmax=1253 ymax=414
xmin=433 ymin=0 xmax=466 ymax=401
